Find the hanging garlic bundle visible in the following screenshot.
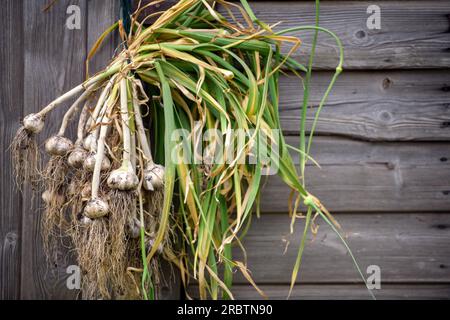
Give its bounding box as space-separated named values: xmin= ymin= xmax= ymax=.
xmin=10 ymin=0 xmax=374 ymax=301
xmin=11 ymin=51 xmax=167 ymax=298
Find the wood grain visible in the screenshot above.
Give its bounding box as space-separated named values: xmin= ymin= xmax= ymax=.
xmin=21 ymin=0 xmax=87 ymax=299
xmin=236 ymin=1 xmax=450 ymax=69
xmin=140 ymin=1 xmax=450 ymax=69
xmin=87 ymin=0 xmax=120 ymax=76
xmin=228 ymin=213 xmax=450 ymax=284
xmin=189 ymin=284 xmax=450 ymax=300
xmin=0 ymin=1 xmax=23 ymax=299
xmin=278 ymin=70 xmax=450 ymax=141
xmin=260 ymin=136 xmax=450 ymax=212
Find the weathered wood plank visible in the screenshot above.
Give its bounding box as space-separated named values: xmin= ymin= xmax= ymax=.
xmin=278 ymin=70 xmax=450 ymax=141
xmin=87 ymin=0 xmax=120 ymax=75
xmin=189 ymin=284 xmax=450 ymax=300
xmin=242 ymin=1 xmax=450 ymax=69
xmin=229 ymin=213 xmax=450 ymax=284
xmin=260 ymin=137 xmax=450 ymax=212
xmin=141 ymin=1 xmax=450 ymax=70
xmin=0 ymin=1 xmax=23 ymax=299
xmin=21 ymin=0 xmax=87 ymax=299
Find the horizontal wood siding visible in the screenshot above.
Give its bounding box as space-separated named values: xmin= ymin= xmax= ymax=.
xmin=261 ymin=137 xmax=450 ymax=212
xmin=278 ymin=70 xmax=450 ymax=141
xmin=189 ymin=284 xmax=450 ymax=300
xmin=232 ymin=213 xmax=450 ymax=283
xmin=237 ymin=1 xmax=450 ymax=69
xmin=0 ymin=0 xmax=24 ymax=300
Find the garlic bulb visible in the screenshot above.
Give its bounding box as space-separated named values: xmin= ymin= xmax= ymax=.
xmin=83 ymin=133 xmax=97 ymax=151
xmin=68 ymin=146 xmax=88 ymax=168
xmin=84 ymin=198 xmax=109 ymax=218
xmin=107 ymin=167 xmax=139 ymax=191
xmin=41 ymin=190 xmax=52 ymax=203
xmin=45 ymin=135 xmax=73 ymax=156
xmin=23 ymin=113 xmax=45 ymax=133
xmin=83 ymin=153 xmax=111 ymax=172
xmin=41 ymin=190 xmax=65 ymax=206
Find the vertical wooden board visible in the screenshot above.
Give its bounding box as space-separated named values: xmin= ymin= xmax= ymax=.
xmin=87 ymin=0 xmax=120 ymax=75
xmin=21 ymin=0 xmax=87 ymax=299
xmin=0 ymin=0 xmax=24 ymax=300
xmin=232 ymin=213 xmax=450 ymax=283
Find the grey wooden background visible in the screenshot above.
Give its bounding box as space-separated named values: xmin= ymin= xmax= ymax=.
xmin=1 ymin=0 xmax=450 ymax=300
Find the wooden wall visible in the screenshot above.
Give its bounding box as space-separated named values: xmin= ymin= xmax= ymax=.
xmin=1 ymin=0 xmax=449 ymax=299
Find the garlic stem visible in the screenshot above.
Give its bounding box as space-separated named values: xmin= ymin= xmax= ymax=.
xmin=84 ymin=61 xmax=122 ymax=88
xmin=75 ymin=103 xmax=89 ymax=145
xmin=132 ymin=82 xmax=164 ymax=191
xmin=132 ymin=83 xmax=154 ymax=166
xmin=37 ymin=63 xmax=121 ymax=119
xmin=90 ymin=83 xmax=118 ymax=198
xmin=88 ymin=98 xmax=109 ymax=151
xmin=38 ymin=85 xmax=84 ymax=117
xmin=120 ymin=78 xmax=132 ymax=168
xmin=131 ymin=133 xmax=137 ymax=170
xmin=91 ymin=114 xmax=110 ymax=199
xmin=57 ymin=89 xmax=91 ymax=137
xmin=86 ymin=83 xmax=118 ymax=152
xmin=69 ymin=102 xmax=91 ymax=167
xmin=105 ymin=78 xmax=139 ymax=191
xmin=86 ymin=75 xmax=116 ymax=130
